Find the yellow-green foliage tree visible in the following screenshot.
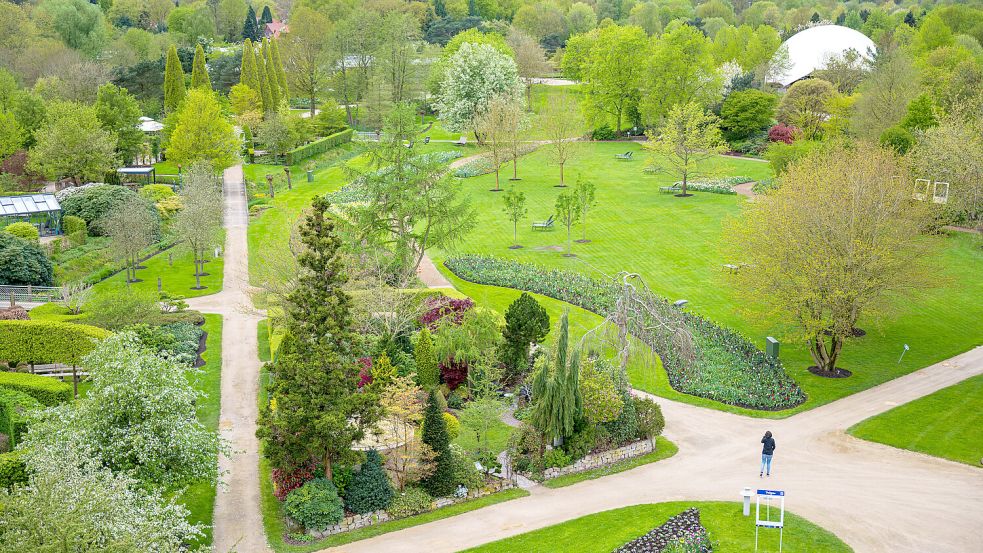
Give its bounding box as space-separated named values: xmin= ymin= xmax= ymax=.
xmin=164 ymin=45 xmax=186 ymax=113
xmin=166 ymin=88 xmax=240 ymax=170
xmin=190 ymin=44 xmax=211 ymax=90
xmin=726 ymin=143 xmax=938 ymax=375
xmin=0 ymin=320 xmax=110 ymax=367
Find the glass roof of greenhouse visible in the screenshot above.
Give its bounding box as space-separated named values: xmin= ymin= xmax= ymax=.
xmin=0 ymin=194 xmax=61 ymax=216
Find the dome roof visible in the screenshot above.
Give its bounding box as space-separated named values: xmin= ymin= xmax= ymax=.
xmin=772 ymin=25 xmax=876 ymax=87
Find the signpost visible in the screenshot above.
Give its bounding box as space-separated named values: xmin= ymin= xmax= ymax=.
xmin=755 ymin=489 xmax=785 ymax=552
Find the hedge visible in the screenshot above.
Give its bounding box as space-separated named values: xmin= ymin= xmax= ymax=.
xmin=0 ymin=450 xmax=27 ymax=489
xmin=0 ymin=387 xmax=41 ymax=446
xmin=0 ymin=320 xmax=110 ymax=366
xmin=284 ymin=129 xmax=354 ymax=165
xmin=0 ymin=372 xmax=72 ymax=406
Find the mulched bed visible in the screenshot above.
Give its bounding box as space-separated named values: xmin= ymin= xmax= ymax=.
xmin=807 ymin=366 xmax=852 ymax=378
xmin=613 ymin=508 xmax=712 ymax=553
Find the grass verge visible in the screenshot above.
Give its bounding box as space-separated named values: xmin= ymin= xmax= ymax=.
xmin=543 ymin=436 xmax=678 ymax=489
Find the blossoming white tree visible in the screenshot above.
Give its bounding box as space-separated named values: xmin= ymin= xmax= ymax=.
xmin=435 ymin=42 xmax=523 ymax=143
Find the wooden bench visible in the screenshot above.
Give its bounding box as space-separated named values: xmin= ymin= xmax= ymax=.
xmin=532 ymin=215 xmax=555 ymax=231
xmin=615 ymin=151 xmax=633 ymax=160
xmin=660 ymin=183 xmax=681 ymax=194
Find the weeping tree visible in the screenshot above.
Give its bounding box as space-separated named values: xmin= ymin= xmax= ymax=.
xmin=530 ymin=312 xmax=582 ymax=447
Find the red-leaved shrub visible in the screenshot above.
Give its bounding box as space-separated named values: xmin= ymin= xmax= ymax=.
xmin=271 ymin=461 xmax=317 ymax=500
xmin=357 ymin=357 xmax=372 ymax=388
xmin=420 ymin=296 xmax=474 ymax=330
xmin=439 ymin=359 xmax=468 ymax=390
xmin=768 ymin=124 xmax=797 ymax=144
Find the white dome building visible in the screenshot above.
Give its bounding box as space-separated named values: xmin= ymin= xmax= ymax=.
xmin=771 ymin=25 xmax=876 ymax=87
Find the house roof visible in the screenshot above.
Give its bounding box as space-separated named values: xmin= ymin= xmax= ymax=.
xmin=0 ymin=194 xmax=61 ymax=216
xmin=265 ymin=21 xmax=288 ymax=38
xmin=772 ymin=25 xmax=876 ymax=87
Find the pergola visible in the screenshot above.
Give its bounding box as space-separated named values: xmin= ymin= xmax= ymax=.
xmin=0 ymin=193 xmax=62 ymax=236
xmin=117 ymin=166 xmax=157 ymax=185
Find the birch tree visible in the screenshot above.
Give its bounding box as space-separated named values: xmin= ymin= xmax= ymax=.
xmin=175 ymin=162 xmax=223 ymax=290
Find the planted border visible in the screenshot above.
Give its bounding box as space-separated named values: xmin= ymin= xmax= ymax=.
xmin=443 ymin=255 xmax=805 ymax=410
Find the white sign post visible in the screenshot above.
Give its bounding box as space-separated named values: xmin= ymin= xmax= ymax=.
xmin=755 ymin=489 xmax=785 ymax=553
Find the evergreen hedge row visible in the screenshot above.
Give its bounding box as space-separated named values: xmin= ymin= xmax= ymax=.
xmin=284 ymin=129 xmax=354 ymax=166
xmin=0 ymin=320 xmax=110 ymax=366
xmin=0 ymin=372 xmax=73 ymax=406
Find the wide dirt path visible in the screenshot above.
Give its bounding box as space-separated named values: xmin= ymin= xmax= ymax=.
xmin=318 ymin=346 xmax=983 ymax=553
xmin=186 ymin=165 xmax=270 ymax=553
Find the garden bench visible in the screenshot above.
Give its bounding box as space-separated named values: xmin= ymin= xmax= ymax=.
xmin=405 ymin=140 xmax=414 ymax=149
xmin=532 ymin=215 xmax=555 ymax=231
xmin=723 ymin=264 xmax=740 ymax=273
xmin=615 ymin=151 xmax=633 ymax=160
xmin=660 ymin=183 xmax=681 ymax=194
xmin=454 ymin=136 xmax=468 ymax=146
xmin=424 ymin=136 xmax=431 ymax=144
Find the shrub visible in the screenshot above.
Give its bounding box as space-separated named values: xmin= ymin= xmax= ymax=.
xmin=0 ymin=320 xmax=110 ymax=366
xmin=420 ymin=296 xmax=474 ymax=330
xmin=420 ymin=390 xmax=455 ymax=497
xmin=0 ymin=387 xmax=41 ymax=446
xmin=4 ymin=222 xmax=39 ymax=243
xmin=331 ymin=464 xmax=354 ymax=499
xmin=83 ymin=289 xmax=162 ymax=330
xmin=442 ymin=412 xmax=460 ymax=441
xmin=271 ymin=461 xmax=317 ymax=501
xmin=633 ymin=396 xmax=665 ymax=440
xmin=414 ymin=328 xmax=439 ymax=389
xmin=439 ymin=359 xmax=469 ymax=391
xmin=284 ymin=129 xmax=354 ymax=165
xmin=764 ymin=139 xmax=823 ymax=176
xmin=543 ymin=448 xmax=571 ymax=469
xmin=0 ymin=306 xmax=29 ymax=320
xmin=720 ymin=89 xmax=777 ymax=142
xmin=0 ymin=372 xmax=72 ymax=406
xmin=343 ymin=450 xmax=395 ymax=514
xmin=767 ymin=123 xmax=796 ymax=144
xmin=283 ymin=478 xmax=345 ymax=531
xmin=0 ymin=450 xmax=27 ymax=488
xmin=387 ymin=486 xmax=433 ymax=518
xmin=0 ymin=232 xmax=53 ymax=286
xmin=880 ymin=126 xmax=915 ymax=155
xmin=591 ymin=124 xmax=617 ymax=140
xmin=59 ymin=184 xmax=159 ymax=236
xmin=128 ymin=322 xmax=203 ymax=366
xmin=139 ymin=184 xmax=176 ymax=203
xmin=449 ymin=444 xmax=484 ymax=490
xmin=63 ymin=215 xmax=87 ymax=247
xmin=603 ymin=390 xmax=639 ymax=446
xmin=562 ymin=424 xmax=597 ymax=460
xmin=500 ymin=293 xmax=549 ymax=380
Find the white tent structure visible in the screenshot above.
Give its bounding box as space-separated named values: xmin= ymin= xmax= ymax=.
xmin=772 ymin=25 xmax=876 ymax=87
xmin=137 ymin=116 xmax=164 ymax=132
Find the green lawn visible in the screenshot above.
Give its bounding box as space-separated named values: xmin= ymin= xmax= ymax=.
xmin=463 ymin=501 xmax=852 ymax=553
xmin=178 ymin=314 xmax=223 ymax=547
xmin=543 ymin=436 xmax=678 ymax=489
xmin=90 ymin=234 xmax=225 ymax=299
xmin=432 ymin=140 xmax=983 ymax=416
xmin=849 ymin=374 xmax=983 ymax=467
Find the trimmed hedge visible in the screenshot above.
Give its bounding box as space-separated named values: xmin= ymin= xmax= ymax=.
xmin=444 ymin=255 xmax=805 ymax=410
xmin=0 ymin=387 xmax=41 ymax=446
xmin=284 ymin=129 xmax=354 ymax=165
xmin=0 ymin=320 xmax=110 ymax=366
xmin=0 ymin=450 xmax=28 ymax=488
xmin=0 ymin=372 xmax=72 ymax=406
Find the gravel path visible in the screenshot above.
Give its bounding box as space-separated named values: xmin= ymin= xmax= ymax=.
xmin=186 ymin=165 xmax=270 ymax=553
xmin=315 ymin=346 xmax=983 ymax=553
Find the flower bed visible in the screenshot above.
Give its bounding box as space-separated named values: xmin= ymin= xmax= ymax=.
xmin=443 ymin=256 xmax=805 ymax=410
xmin=678 ymin=176 xmax=753 ymax=195
xmin=302 ymin=478 xmax=513 ymax=539
xmin=614 ymin=508 xmax=712 ymax=553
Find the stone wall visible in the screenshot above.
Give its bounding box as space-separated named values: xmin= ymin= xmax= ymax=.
xmin=306 ymin=478 xmax=513 ymax=539
xmin=541 ymin=439 xmax=654 ymax=480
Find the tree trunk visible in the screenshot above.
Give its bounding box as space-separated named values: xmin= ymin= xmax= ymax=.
xmin=494 ymin=168 xmax=500 ymax=191
xmin=512 ymin=156 xmax=518 ymax=179
xmin=559 ymin=163 xmax=564 ymax=186
xmin=309 ymin=97 xmax=317 ymax=118
xmin=513 ymin=221 xmax=518 ymax=245
xmin=323 ymin=455 xmax=333 ymax=480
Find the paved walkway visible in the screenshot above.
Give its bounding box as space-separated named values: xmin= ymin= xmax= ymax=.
xmin=186 ymin=165 xmax=270 ymax=553
xmin=416 ymin=255 xmax=453 ymax=288
xmin=318 ymin=346 xmax=983 ymax=553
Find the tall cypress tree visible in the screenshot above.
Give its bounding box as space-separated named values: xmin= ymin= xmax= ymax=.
xmin=530 ymin=312 xmax=582 ymax=446
xmin=260 ymin=5 xmax=274 ymax=25
xmin=420 ymin=390 xmax=454 ymax=497
xmin=468 ymin=0 xmax=477 ymax=16
xmin=190 ymin=44 xmax=211 ymax=90
xmin=262 ymin=39 xmax=280 ymax=111
xmin=254 ymin=43 xmax=273 ymax=112
xmin=414 ymin=328 xmax=439 ymax=389
xmin=243 ymin=5 xmax=259 ymax=41
xmin=434 ymin=0 xmax=447 ymax=18
xmin=270 ymin=38 xmax=288 ymax=100
xmin=256 ymin=197 xmax=380 ymax=479
xmin=163 ymin=45 xmax=186 ymax=113
xmin=239 ymin=39 xmax=260 ymax=91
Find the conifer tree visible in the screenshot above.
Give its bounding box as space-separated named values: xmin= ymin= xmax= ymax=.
xmin=270 ymin=39 xmax=289 ymax=99
xmin=254 ymin=44 xmax=273 ymax=112
xmin=262 ymin=39 xmax=281 ymax=111
xmin=163 ymin=45 xmax=186 ymax=114
xmin=243 ymin=6 xmax=259 ymax=41
xmin=190 ymin=44 xmax=211 ymax=90
xmin=414 ymin=328 xmax=439 ymax=389
xmin=256 ymin=197 xmax=381 ymax=479
xmin=343 ymin=449 xmax=394 ymax=514
xmin=260 ymin=5 xmax=274 ymax=25
xmin=434 ymin=0 xmax=447 ymax=18
xmin=420 ymin=390 xmax=454 ymax=497
xmin=240 ymin=39 xmax=260 ymax=91
xmin=530 ymin=312 xmax=582 ymax=446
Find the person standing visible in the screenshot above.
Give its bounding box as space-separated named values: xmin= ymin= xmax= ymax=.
xmin=760 ymin=431 xmax=776 ymax=477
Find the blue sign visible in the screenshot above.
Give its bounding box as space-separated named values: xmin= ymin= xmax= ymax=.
xmin=757 ymin=489 xmax=785 ymax=497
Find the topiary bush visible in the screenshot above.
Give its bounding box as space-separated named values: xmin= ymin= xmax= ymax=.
xmin=633 ymin=396 xmax=665 ymax=441
xmin=0 ymin=320 xmax=110 ymax=366
xmin=0 ymin=372 xmax=72 ymax=406
xmin=0 ymin=232 xmax=53 ymax=286
xmin=3 ymin=222 xmax=39 ymax=243
xmin=283 ymin=478 xmax=345 ymax=531
xmin=62 ymin=215 xmax=87 ymax=247
xmin=387 ymin=486 xmax=433 ymax=519
xmin=343 ymin=449 xmax=394 ymax=514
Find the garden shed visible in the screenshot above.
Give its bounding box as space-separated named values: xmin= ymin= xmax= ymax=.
xmin=0 ymin=194 xmax=62 ymax=236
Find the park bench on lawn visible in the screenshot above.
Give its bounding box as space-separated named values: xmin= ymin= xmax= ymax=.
xmin=454 ymin=136 xmax=468 ymax=146
xmin=615 ymin=151 xmax=633 ymax=160
xmin=660 ymin=183 xmax=681 ymax=194
xmin=405 ymin=140 xmax=414 ymax=149
xmin=532 ymin=215 xmax=555 ymax=231
xmin=424 ymin=136 xmax=431 ymax=144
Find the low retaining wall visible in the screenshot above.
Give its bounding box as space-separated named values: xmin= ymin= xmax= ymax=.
xmin=306 ymin=479 xmax=513 ymax=538
xmin=542 ymin=439 xmax=654 ymax=480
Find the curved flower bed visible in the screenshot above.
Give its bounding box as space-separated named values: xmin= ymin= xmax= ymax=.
xmin=444 ymin=255 xmax=805 ymax=410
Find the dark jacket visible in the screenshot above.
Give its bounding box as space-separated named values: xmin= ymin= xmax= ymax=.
xmin=761 ymin=436 xmax=776 ymax=455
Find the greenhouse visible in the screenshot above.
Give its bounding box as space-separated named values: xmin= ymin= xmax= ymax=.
xmin=0 ymin=193 xmax=62 ymax=236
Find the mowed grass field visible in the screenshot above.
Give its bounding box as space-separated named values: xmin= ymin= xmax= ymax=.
xmin=432 ymin=140 xmax=983 ymax=415
xmin=462 ymin=501 xmax=851 ymax=553
xmin=849 ymin=373 xmax=983 ymax=466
